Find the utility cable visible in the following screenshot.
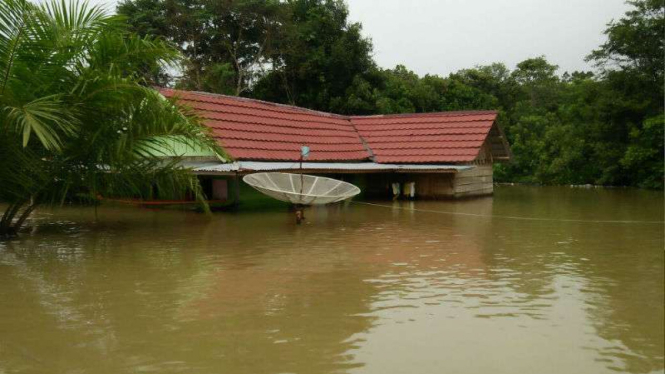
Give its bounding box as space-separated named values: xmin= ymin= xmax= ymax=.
xmin=351 ymin=201 xmax=664 ymax=225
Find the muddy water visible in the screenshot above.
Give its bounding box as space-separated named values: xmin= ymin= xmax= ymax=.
xmin=0 ymin=186 xmax=663 ymax=374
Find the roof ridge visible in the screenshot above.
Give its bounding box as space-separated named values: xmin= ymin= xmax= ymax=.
xmin=160 ymin=87 xmax=497 ymax=120
xmin=347 ymin=115 xmax=375 ymax=162
xmin=159 ymin=87 xmax=351 ymax=120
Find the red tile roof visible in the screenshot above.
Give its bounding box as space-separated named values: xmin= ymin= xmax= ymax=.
xmin=160 ymin=88 xmax=501 ymax=164
xmin=350 ymin=112 xmax=496 ymax=163
xmin=160 ymin=88 xmax=366 ymax=162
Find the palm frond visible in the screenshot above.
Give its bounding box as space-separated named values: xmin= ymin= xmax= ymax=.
xmin=31 ymin=0 xmax=110 ymax=69
xmin=0 ymin=0 xmax=32 ymax=94
xmin=1 ymin=0 xmax=222 ymax=232
xmin=5 ymin=94 xmax=77 ymax=150
xmin=85 ymin=33 xmax=180 ymax=78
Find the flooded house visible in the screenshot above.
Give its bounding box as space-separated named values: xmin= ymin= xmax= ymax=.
xmin=159 ymin=88 xmax=512 ymax=202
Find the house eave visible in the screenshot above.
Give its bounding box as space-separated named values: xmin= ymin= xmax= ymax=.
xmin=182 ymin=161 xmax=475 ymax=176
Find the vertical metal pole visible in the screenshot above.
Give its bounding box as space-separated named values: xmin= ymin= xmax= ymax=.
xmin=297 ymin=152 xmax=305 ymax=223
xmin=299 ymin=154 xmax=304 ymax=202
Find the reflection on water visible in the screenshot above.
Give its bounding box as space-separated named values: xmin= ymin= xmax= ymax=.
xmin=0 ymin=186 xmax=662 ymax=374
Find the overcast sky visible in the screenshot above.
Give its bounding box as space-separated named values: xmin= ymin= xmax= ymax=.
xmin=91 ymin=0 xmax=630 ymax=77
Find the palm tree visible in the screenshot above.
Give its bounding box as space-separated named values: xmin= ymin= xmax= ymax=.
xmin=0 ymin=0 xmax=222 ymax=238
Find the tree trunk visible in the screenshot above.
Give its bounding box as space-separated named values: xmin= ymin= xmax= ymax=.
xmin=0 ymin=200 xmax=37 ymax=239
xmin=0 ymin=202 xmax=23 ymax=238
xmin=13 ymin=203 xmax=37 ymax=233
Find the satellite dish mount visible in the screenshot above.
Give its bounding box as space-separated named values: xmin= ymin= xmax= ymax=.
xmin=296 ymin=145 xmax=310 ymax=223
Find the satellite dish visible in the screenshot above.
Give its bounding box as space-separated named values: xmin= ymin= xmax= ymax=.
xmin=243 ymin=172 xmax=361 ymax=206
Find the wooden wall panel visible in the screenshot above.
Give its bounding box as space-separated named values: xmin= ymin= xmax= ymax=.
xmin=411 ymin=174 xmax=454 ymax=198
xmin=452 ymin=165 xmax=493 ymax=197
xmin=346 ymin=165 xmax=495 ymax=199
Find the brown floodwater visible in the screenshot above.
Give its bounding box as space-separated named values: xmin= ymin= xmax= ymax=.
xmin=0 ymin=186 xmax=663 ymax=374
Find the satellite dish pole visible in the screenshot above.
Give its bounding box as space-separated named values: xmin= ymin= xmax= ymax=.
xmin=295 ymin=145 xmax=310 ymax=224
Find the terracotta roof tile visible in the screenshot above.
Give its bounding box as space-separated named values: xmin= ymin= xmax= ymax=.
xmin=160 ymin=88 xmax=499 ymax=163
xmin=369 ymin=141 xmax=484 ymax=149
xmin=375 ymin=155 xmax=477 ymax=163
xmin=364 ymin=134 xmax=487 ymax=143
xmin=214 ymin=130 xmax=359 ymax=144
xmin=227 ymin=149 xmax=369 ymax=161
xmin=179 ymin=100 xmax=350 ymax=127
xmin=208 ymin=122 xmax=359 ymax=138
xmin=350 ymin=112 xmax=496 ymax=163
xmin=221 ymin=139 xmax=366 ymax=152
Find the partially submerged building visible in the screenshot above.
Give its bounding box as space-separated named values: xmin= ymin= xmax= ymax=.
xmin=159 ymin=88 xmax=512 ymax=201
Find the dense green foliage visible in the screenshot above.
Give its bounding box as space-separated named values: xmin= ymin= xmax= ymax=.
xmin=118 ymin=0 xmax=664 ymax=188
xmin=0 ymin=0 xmax=220 ymax=236
xmin=117 ymin=0 xmax=288 ymax=94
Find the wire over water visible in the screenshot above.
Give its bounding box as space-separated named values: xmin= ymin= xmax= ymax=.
xmin=352 ymin=201 xmax=664 ymax=225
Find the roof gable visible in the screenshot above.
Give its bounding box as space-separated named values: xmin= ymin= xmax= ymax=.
xmin=160 ymin=88 xmax=509 ymax=164
xmin=349 ymin=112 xmax=497 ymax=163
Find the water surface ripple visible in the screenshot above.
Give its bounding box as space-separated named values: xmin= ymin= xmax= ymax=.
xmin=0 ymin=186 xmax=662 ymax=374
